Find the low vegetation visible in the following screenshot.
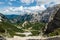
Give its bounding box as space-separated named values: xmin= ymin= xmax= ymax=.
xmin=0 ymin=19 xmax=46 ymax=37
xmin=48 ymin=28 xmax=60 ymax=37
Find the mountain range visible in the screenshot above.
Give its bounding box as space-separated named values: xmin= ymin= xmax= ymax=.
xmin=0 ymin=4 xmax=60 ymax=24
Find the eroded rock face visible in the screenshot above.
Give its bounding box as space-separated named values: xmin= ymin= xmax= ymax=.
xmin=45 ymin=8 xmax=60 ymax=34
xmin=0 ymin=36 xmax=6 ymax=40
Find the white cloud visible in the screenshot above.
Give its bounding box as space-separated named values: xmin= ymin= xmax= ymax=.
xmin=8 ymin=2 xmax=12 ymax=5
xmin=0 ymin=5 xmax=46 ymax=15
xmin=26 ymin=5 xmax=46 ymax=11
xmin=54 ymin=0 xmax=60 ymax=4
xmin=8 ymin=6 xmax=24 ymax=12
xmin=20 ymin=0 xmax=34 ymax=5
xmin=20 ymin=0 xmax=60 ymax=6
xmin=35 ymin=0 xmax=60 ymax=8
xmin=36 ymin=0 xmax=60 ymax=5
xmin=3 ymin=9 xmax=10 ymax=12
xmin=10 ymin=0 xmax=16 ymax=1
xmin=36 ymin=0 xmax=53 ymax=6
xmin=8 ymin=0 xmax=16 ymax=6
xmin=0 ymin=2 xmax=5 ymax=4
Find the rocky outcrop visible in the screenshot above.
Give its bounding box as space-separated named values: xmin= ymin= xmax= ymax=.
xmin=44 ymin=6 xmax=60 ymax=34
xmin=0 ymin=13 xmax=8 ymax=22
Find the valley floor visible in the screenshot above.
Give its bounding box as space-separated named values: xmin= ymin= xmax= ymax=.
xmin=6 ymin=36 xmax=45 ymax=40
xmin=6 ymin=35 xmax=60 ymax=40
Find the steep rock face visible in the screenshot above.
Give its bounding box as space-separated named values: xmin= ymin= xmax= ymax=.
xmin=41 ymin=4 xmax=59 ymax=23
xmin=0 ymin=13 xmax=8 ymax=22
xmin=44 ymin=8 xmax=60 ymax=34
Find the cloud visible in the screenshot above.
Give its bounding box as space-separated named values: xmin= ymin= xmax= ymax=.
xmin=0 ymin=2 xmax=5 ymax=4
xmin=54 ymin=0 xmax=60 ymax=4
xmin=10 ymin=0 xmax=16 ymax=1
xmin=8 ymin=0 xmax=17 ymax=5
xmin=25 ymin=5 xmax=46 ymax=11
xmin=1 ymin=0 xmax=60 ymax=15
xmin=19 ymin=0 xmax=60 ymax=6
xmin=8 ymin=2 xmax=12 ymax=5
xmin=4 ymin=0 xmax=60 ymax=7
xmin=0 ymin=5 xmax=46 ymax=15
xmin=35 ymin=0 xmax=60 ymax=8
xmin=36 ymin=0 xmax=54 ymax=6
xmin=20 ymin=0 xmax=34 ymax=5
xmin=36 ymin=0 xmax=60 ymax=5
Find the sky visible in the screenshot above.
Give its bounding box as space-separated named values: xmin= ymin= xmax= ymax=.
xmin=0 ymin=0 xmax=60 ymax=15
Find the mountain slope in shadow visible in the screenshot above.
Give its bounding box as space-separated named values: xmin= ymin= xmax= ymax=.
xmin=44 ymin=5 xmax=60 ymax=34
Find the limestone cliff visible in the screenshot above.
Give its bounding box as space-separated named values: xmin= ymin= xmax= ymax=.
xmin=44 ymin=4 xmax=60 ymax=34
